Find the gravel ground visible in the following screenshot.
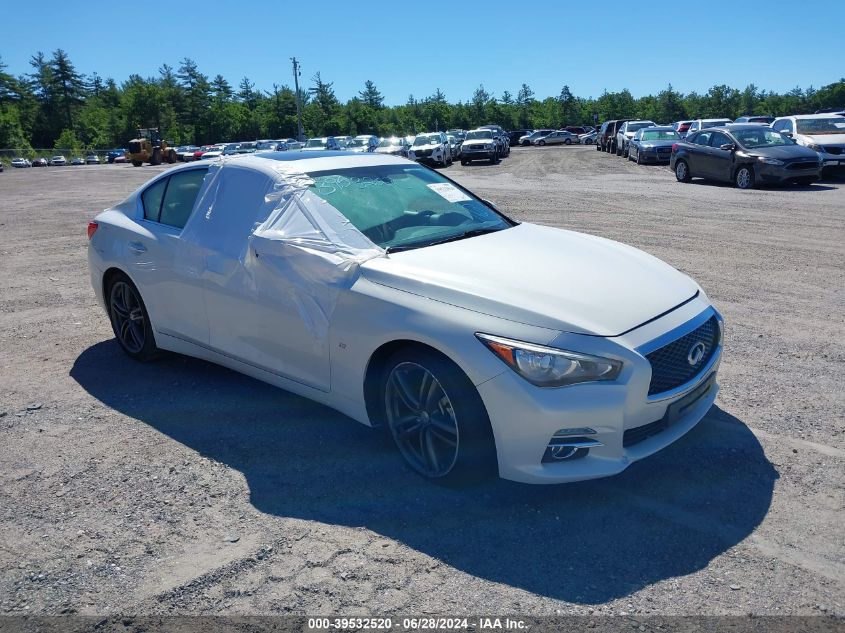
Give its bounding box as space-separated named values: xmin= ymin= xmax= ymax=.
xmin=0 ymin=147 xmax=843 ymax=617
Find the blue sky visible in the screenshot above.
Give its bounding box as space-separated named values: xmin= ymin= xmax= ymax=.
xmin=3 ymin=0 xmax=843 ymax=104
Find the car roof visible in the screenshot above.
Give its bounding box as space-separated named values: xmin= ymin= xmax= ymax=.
xmin=778 ymin=113 xmax=845 ymax=119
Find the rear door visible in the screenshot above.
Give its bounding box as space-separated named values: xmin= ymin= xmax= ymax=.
xmin=705 ymin=131 xmax=735 ymax=182
xmin=129 ymin=167 xmax=210 ymax=343
xmin=686 ymin=131 xmax=714 ymax=176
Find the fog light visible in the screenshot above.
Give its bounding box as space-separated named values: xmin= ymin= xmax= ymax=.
xmin=542 ymin=433 xmax=603 ymax=463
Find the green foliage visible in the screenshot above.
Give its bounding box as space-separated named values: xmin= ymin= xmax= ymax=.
xmin=54 ymin=128 xmax=81 ymax=152
xmin=0 ymin=49 xmax=843 ymax=149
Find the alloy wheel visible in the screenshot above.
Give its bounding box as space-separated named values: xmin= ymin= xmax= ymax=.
xmin=109 ymin=281 xmax=145 ymax=354
xmin=385 ymin=362 xmax=459 ymax=478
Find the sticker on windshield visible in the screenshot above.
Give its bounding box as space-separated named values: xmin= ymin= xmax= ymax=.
xmin=427 ymin=183 xmax=471 ymax=203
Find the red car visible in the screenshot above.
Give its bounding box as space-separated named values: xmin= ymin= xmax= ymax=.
xmin=193 ymin=145 xmax=215 ymax=160
xmin=32 ymin=158 xmax=48 ymax=167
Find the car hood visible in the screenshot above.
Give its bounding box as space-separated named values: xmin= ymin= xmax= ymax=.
xmin=746 ymin=144 xmax=821 ymax=160
xmin=796 ymin=132 xmax=845 ymax=145
xmin=412 ymin=144 xmax=440 ymax=150
xmin=361 ymin=223 xmax=699 ymax=337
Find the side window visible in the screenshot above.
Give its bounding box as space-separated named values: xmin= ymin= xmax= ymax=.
xmin=772 ymin=120 xmax=783 ymax=131
xmin=709 ymin=132 xmax=731 ymax=148
xmin=159 ymin=169 xmax=208 ymax=229
xmin=784 ymin=120 xmax=794 ymax=133
xmin=141 ymin=178 xmax=168 ymax=222
xmin=694 ymin=132 xmax=713 ymax=146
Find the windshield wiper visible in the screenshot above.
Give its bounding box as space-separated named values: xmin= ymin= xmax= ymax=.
xmin=386 ymin=226 xmax=505 ymax=254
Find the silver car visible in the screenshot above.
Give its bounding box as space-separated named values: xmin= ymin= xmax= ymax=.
xmin=534 ymin=130 xmax=579 ymax=146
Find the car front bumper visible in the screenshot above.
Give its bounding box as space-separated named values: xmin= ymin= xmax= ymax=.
xmin=756 ymin=162 xmax=821 ymax=183
xmin=635 ymin=148 xmax=673 ymax=163
xmin=462 ymin=149 xmax=497 ymax=160
xmin=477 ymin=299 xmax=722 ymax=484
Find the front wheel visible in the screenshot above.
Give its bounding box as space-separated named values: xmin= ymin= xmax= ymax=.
xmin=675 ymin=159 xmax=691 ymax=182
xmin=537 ymin=140 xmax=545 ymax=146
xmin=382 ymin=349 xmax=496 ymax=484
xmin=131 ymin=160 xmax=142 ymax=167
xmin=735 ymin=165 xmax=755 ymax=189
xmin=564 ymin=138 xmax=571 ymax=145
xmin=461 ymin=159 xmax=468 ymax=166
xmin=107 ymin=274 xmax=159 ymax=361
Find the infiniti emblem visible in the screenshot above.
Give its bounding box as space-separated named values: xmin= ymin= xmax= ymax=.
xmin=687 ymin=341 xmax=706 ymax=366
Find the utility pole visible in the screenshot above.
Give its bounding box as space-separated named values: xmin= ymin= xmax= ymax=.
xmin=291 ymin=57 xmax=304 ymax=142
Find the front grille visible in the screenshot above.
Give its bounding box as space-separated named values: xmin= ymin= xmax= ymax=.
xmin=467 ymin=144 xmax=487 ymax=151
xmin=623 ymin=418 xmax=668 ymax=448
xmin=787 ymin=161 xmax=820 ymax=170
xmin=128 ymin=141 xmax=141 ymax=153
xmin=823 ymin=146 xmax=844 ymax=155
xmin=645 ymin=316 xmax=719 ymax=396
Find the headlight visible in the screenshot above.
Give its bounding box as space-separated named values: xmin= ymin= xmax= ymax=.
xmin=757 ymin=157 xmax=784 ymax=165
xmin=485 ymin=143 xmax=494 ymax=149
xmin=476 ymin=334 xmax=623 ymax=388
xmin=806 ymin=143 xmax=824 ymax=152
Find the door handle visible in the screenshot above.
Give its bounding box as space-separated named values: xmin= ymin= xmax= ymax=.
xmin=128 ymin=241 xmax=147 ymax=254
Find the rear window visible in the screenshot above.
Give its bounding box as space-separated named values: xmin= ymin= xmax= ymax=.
xmin=141 ymin=168 xmax=208 ymax=228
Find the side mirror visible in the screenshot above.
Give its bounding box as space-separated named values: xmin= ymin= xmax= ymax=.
xmin=781 ymin=131 xmax=793 ymax=137
xmin=719 ymin=143 xmax=736 ymax=152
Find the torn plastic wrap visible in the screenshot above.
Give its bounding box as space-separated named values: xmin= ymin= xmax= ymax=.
xmin=179 ymin=157 xmax=385 ymax=346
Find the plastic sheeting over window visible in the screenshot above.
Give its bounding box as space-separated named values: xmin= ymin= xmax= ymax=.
xmin=179 ymin=157 xmax=385 ymax=345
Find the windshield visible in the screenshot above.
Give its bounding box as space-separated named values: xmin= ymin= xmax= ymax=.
xmin=641 ymin=130 xmax=678 ymax=141
xmin=465 ymin=130 xmax=493 ymax=140
xmin=733 ymin=129 xmax=794 ymax=149
xmin=413 ymin=135 xmax=440 ymax=146
xmin=378 ymin=138 xmax=399 ymax=147
xmin=796 ymin=118 xmax=845 ymax=135
xmin=305 ymin=163 xmax=512 ymax=250
xmin=256 ymin=141 xmax=277 ymax=149
xmin=348 ymin=139 xmax=367 ymax=147
xmin=627 ymin=122 xmax=655 ymax=132
xmin=305 ymin=139 xmax=326 ymax=148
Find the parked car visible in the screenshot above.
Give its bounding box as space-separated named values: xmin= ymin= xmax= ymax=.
xmin=447 ymin=134 xmax=462 ymax=160
xmin=375 ymin=137 xmax=409 ymax=157
xmin=106 ymin=149 xmax=126 ymax=164
xmin=409 ymin=132 xmax=451 ymax=166
xmin=193 ymin=145 xmax=216 ymax=160
xmin=670 ymin=125 xmax=821 ymax=189
xmin=519 ymin=129 xmax=554 ymax=146
xmin=672 ymin=121 xmax=693 ymax=139
xmin=627 ymin=127 xmax=679 ymax=164
xmin=508 ymin=129 xmax=532 ymax=145
xmin=87 ymin=152 xmax=723 ymax=484
xmin=616 ymin=120 xmax=657 ymax=157
xmin=446 ymin=128 xmax=466 ymax=141
xmin=334 ymin=136 xmax=352 ymax=149
xmin=771 ymin=114 xmax=845 ymax=172
xmin=85 ymin=153 xmax=100 ymax=165
xmin=200 ymin=144 xmax=228 ymax=160
xmin=174 ymin=146 xmax=198 ymax=161
xmin=302 ymin=137 xmax=341 ymax=151
xmin=685 ymin=119 xmax=733 ymax=136
xmin=32 ymin=158 xmax=48 ymax=167
xmin=478 ymin=125 xmax=510 ymax=157
xmin=597 ymin=120 xmax=628 ymax=153
xmin=535 ymin=130 xmax=579 ymax=146
xmin=346 ymin=135 xmax=379 ymax=153
xmin=70 ymin=156 xmax=85 ymax=166
xmin=460 ymin=129 xmax=499 ymax=164
xmin=11 ymin=157 xmax=31 ymax=168
xmin=579 ymin=131 xmax=597 ymax=145
xmin=735 ymin=115 xmax=774 ymax=124
xmin=50 ymin=156 xmax=67 ymax=166
xmin=255 ymin=140 xmax=279 ymax=152
xmin=113 ymin=155 xmax=127 ymax=164
xmin=563 ymin=126 xmax=588 ymax=135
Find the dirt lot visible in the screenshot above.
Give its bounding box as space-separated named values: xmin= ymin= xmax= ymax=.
xmin=1 ymin=147 xmax=843 ymax=617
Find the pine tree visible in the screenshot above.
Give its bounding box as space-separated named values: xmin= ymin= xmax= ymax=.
xmin=358 ymin=80 xmax=384 ymax=108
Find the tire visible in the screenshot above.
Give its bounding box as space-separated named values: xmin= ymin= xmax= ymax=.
xmin=537 ymin=139 xmax=545 ymax=146
xmin=564 ymin=138 xmax=571 ymax=145
xmin=489 ymin=153 xmax=497 ymax=165
xmin=131 ymin=160 xmax=142 ymax=167
xmin=622 ymin=143 xmax=629 ymax=158
xmin=734 ymin=165 xmax=755 ymax=189
xmin=381 ymin=347 xmax=496 ymax=484
xmin=167 ymin=149 xmax=176 ymax=164
xmin=616 ymin=141 xmax=622 ymax=156
xmin=636 ymin=150 xmax=643 ymax=165
xmin=106 ymin=273 xmax=159 ymax=362
xmin=460 ymin=159 xmax=468 ymax=166
xmin=150 ymin=148 xmax=162 ymax=166
xmin=675 ymin=159 xmax=691 ymax=182
xmin=596 ymin=141 xmax=601 ymax=151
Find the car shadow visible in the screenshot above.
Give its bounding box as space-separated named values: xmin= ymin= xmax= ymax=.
xmin=687 ymin=178 xmax=837 ymax=191
xmin=70 ymin=341 xmax=777 ymax=604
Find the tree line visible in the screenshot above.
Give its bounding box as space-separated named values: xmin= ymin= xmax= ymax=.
xmin=1 ymin=50 xmax=843 ymax=152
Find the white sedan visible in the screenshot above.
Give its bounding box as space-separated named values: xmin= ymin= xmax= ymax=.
xmin=87 ymin=152 xmax=722 ymax=484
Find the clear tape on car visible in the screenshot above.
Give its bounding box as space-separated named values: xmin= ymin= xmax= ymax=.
xmin=180 ymin=158 xmax=385 ymax=345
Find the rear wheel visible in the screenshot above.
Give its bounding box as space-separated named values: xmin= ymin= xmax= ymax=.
xmin=381 ymin=348 xmax=496 ymax=484
xmin=564 ymin=138 xmax=572 ymax=145
xmin=131 ymin=160 xmax=142 ymax=167
xmin=106 ymin=273 xmax=158 ymax=361
xmin=735 ymin=165 xmax=755 ymax=189
xmin=675 ymin=159 xmax=691 ymax=182
xmin=537 ymin=140 xmax=545 ymax=146
xmin=150 ymin=148 xmax=162 ymax=166
xmin=461 ymin=159 xmax=468 ymax=166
